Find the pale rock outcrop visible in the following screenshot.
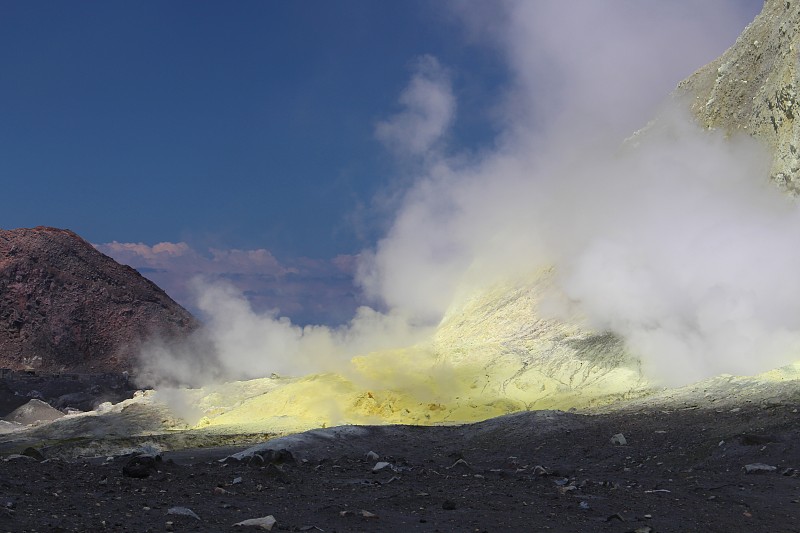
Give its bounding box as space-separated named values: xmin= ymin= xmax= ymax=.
xmin=678 ymin=0 xmax=800 ymax=191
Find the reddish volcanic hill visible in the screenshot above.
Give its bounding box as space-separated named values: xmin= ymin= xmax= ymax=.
xmin=0 ymin=227 xmax=198 ymax=372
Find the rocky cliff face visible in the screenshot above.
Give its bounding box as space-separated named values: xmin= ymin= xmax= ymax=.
xmin=0 ymin=227 xmax=198 ymax=372
xmin=678 ymin=0 xmax=800 ymax=191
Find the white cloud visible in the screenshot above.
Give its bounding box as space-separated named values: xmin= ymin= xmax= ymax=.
xmin=375 ymin=55 xmax=456 ymax=157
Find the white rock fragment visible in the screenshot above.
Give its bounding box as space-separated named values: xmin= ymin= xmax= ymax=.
xmin=167 ymin=506 xmax=201 ymax=520
xmin=446 ymin=458 xmax=470 ymax=470
xmin=365 ymin=450 xmax=379 ymax=461
xmin=234 ymin=515 xmax=277 ymax=530
xmin=610 ymin=433 xmax=627 ymax=445
xmin=533 ymin=465 xmax=550 ymax=476
xmin=2 ymin=454 xmax=36 ymax=462
xmin=744 ymin=463 xmax=777 ymax=474
xmin=372 ymin=461 xmax=393 ymax=472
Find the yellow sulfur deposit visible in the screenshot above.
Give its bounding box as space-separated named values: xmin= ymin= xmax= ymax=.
xmin=170 ymin=270 xmax=651 ymax=435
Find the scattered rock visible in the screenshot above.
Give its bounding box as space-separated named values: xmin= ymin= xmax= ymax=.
xmin=610 ymin=433 xmax=627 ymax=445
xmin=247 ymin=454 xmax=265 ymax=468
xmin=744 ymin=463 xmax=777 ymax=474
xmin=372 ymin=461 xmax=393 ymax=472
xmin=233 ymin=515 xmax=277 ymax=530
xmin=122 ymin=455 xmax=159 ymax=479
xmin=257 ymin=449 xmax=295 ymax=465
xmin=365 ymin=450 xmax=380 ymax=461
xmin=446 ymin=458 xmax=471 ymax=471
xmin=533 ymin=465 xmax=551 ymax=476
xmin=167 ymin=506 xmax=200 ymax=520
xmin=3 ymin=454 xmax=36 ymax=462
xmin=21 ymin=447 xmax=44 ymax=461
xmin=558 ymin=484 xmax=577 ymax=495
xmin=360 ymin=510 xmax=378 ymax=518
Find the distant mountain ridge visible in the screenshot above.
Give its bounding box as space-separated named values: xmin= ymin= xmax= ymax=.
xmin=0 ymin=226 xmax=198 ymax=372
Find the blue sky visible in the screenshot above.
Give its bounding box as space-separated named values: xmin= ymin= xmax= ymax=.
xmin=1 ymin=1 xmax=503 ymax=256
xmin=1 ymin=1 xmax=762 ymax=326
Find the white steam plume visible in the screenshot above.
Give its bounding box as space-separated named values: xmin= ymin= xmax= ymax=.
xmin=138 ymin=278 xmax=431 ymax=384
xmin=359 ymin=1 xmax=795 ymax=385
xmin=142 ymin=1 xmax=788 ymax=388
xmin=375 ymin=55 xmax=455 ymax=157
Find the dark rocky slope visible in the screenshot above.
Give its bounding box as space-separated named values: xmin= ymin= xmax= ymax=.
xmin=0 ymin=226 xmax=198 ymax=372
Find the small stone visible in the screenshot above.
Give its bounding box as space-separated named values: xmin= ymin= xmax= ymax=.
xmin=247 ymin=454 xmax=265 ymax=468
xmin=360 ymin=510 xmax=378 ymax=518
xmin=258 ymin=449 xmax=295 ymax=465
xmin=610 ymin=433 xmax=627 ymax=445
xmin=446 ymin=458 xmax=471 ymax=470
xmin=372 ymin=461 xmax=393 ymax=472
xmin=3 ymin=454 xmax=35 ymax=462
xmin=167 ymin=506 xmax=200 ymax=520
xmin=744 ymin=463 xmax=777 ymax=474
xmin=21 ymin=447 xmax=44 ymax=461
xmin=122 ymin=455 xmax=158 ymax=479
xmin=232 ymin=476 xmax=243 ymax=484
xmin=579 ymin=501 xmax=590 ymax=510
xmin=533 ymin=465 xmax=550 ymax=476
xmin=365 ymin=451 xmax=379 ymax=461
xmin=233 ymin=515 xmax=277 ymax=530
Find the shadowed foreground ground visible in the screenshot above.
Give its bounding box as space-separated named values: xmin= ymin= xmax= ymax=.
xmin=2 ymin=389 xmax=800 ymax=532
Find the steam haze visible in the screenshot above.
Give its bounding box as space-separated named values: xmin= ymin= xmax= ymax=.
xmin=142 ymin=1 xmax=795 ymax=388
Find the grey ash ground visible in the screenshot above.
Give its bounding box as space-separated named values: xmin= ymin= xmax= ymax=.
xmin=2 ymin=394 xmax=800 ymax=533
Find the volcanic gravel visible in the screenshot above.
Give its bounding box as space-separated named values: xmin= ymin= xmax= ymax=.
xmin=2 ymin=399 xmax=800 ymax=532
